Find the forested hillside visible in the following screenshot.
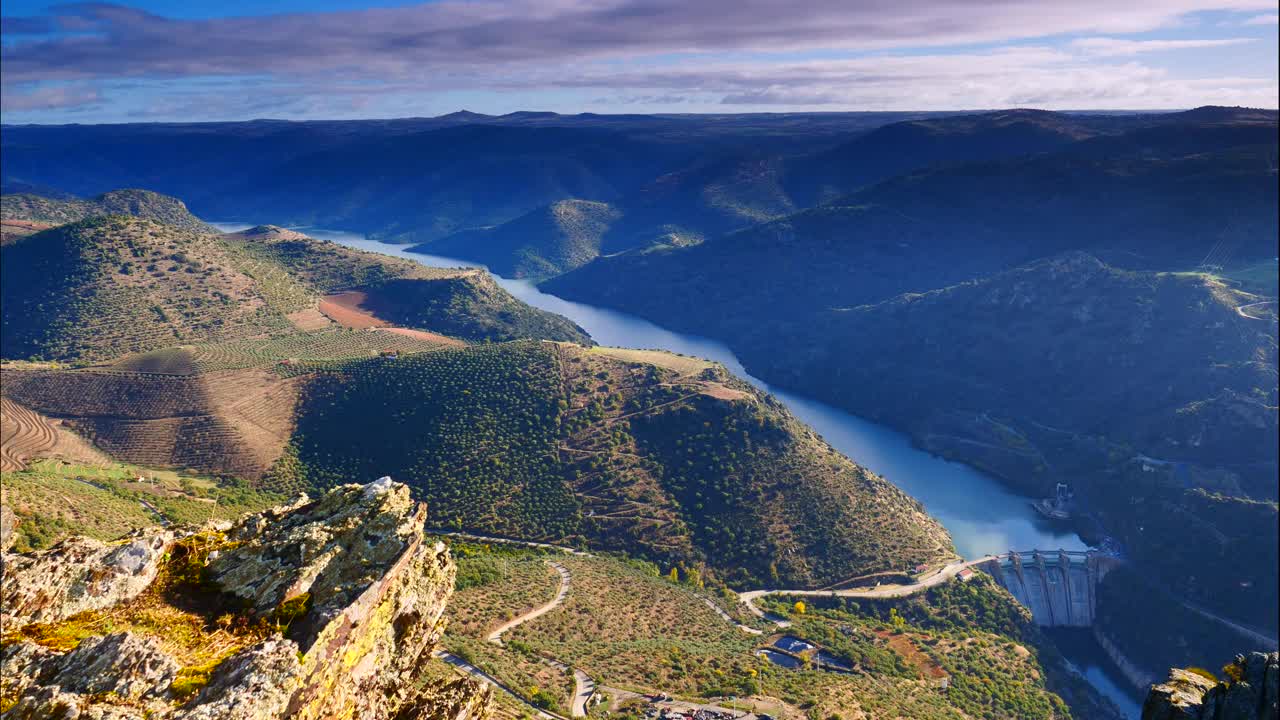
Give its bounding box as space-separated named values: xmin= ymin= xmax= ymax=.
xmin=270 ymin=342 xmax=953 ymax=588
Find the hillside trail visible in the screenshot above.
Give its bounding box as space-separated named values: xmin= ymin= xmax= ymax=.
xmin=433 ymin=649 xmax=569 ymax=720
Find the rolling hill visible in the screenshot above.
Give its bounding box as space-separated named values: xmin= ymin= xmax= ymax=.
xmin=271 ymin=341 xmax=954 ymax=587
xmin=1 ymin=188 xmax=216 ymax=233
xmin=412 ymin=108 xmax=1271 ymax=279
xmin=0 ymin=216 xmax=590 ymax=363
xmin=221 ymin=224 xmax=591 ymax=343
xmin=416 ymin=200 xmax=624 ymax=278
xmin=2 ymin=339 xmax=954 ymax=589
xmin=545 ymin=117 xmax=1279 ymax=335
xmin=0 ymin=216 xmax=291 ymax=362
xmin=544 ymin=113 xmax=1279 ymax=631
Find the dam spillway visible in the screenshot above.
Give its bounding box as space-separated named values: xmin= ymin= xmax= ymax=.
xmin=979 ymin=550 xmax=1118 ymax=627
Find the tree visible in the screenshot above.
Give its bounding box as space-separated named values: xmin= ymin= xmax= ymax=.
xmin=890 ymin=607 xmax=906 ymax=631
xmin=793 ymin=600 xmax=806 ymax=615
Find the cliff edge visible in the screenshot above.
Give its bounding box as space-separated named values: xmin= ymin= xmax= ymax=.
xmin=0 ymin=477 xmax=491 ymax=720
xmin=1143 ymin=652 xmax=1278 ymax=720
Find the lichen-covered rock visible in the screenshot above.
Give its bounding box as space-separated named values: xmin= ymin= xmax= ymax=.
xmin=177 ymin=637 xmax=302 ymax=720
xmin=207 ymin=479 xmax=421 ymax=649
xmin=1143 ymin=652 xmax=1279 ymax=720
xmin=1 ymin=633 xmax=175 ymax=719
xmin=55 ymin=633 xmax=181 ymax=700
xmin=1 ymin=503 xmax=16 ymax=551
xmin=1 ymin=530 xmax=173 ymax=626
xmin=0 ymin=478 xmax=491 ymax=720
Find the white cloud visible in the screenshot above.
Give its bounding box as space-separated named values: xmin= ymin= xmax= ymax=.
xmin=1070 ymin=37 xmax=1256 ymax=56
xmin=1242 ymin=13 xmax=1279 ymax=25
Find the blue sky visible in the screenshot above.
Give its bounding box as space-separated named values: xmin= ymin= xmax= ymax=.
xmin=2 ymin=1 xmax=1276 ymax=123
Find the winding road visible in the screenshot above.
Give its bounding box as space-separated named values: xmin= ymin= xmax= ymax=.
xmin=488 ymin=562 xmax=572 ymax=645
xmin=426 ymin=528 xmax=592 ymax=556
xmin=738 ymin=558 xmax=993 ymax=624
xmin=484 ymin=560 xmax=595 ymax=718
xmin=1235 ymin=300 xmax=1277 ymax=320
xmin=434 ymin=650 xmax=569 ymax=720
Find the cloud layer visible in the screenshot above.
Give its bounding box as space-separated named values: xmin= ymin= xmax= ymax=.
xmin=2 ymin=0 xmax=1277 ymax=120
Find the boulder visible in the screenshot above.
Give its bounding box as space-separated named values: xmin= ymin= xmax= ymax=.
xmin=1 ymin=530 xmax=174 ymax=626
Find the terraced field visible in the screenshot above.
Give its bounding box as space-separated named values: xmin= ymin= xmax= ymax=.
xmin=1 ymin=366 xmax=305 ymax=480
xmin=0 ymin=398 xmax=56 ymax=471
xmin=109 ymin=330 xmax=459 ymax=375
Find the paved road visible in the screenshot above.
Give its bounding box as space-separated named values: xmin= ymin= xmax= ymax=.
xmin=488 ymin=561 xmax=572 ymax=644
xmin=702 ymin=597 xmax=764 ymax=635
xmin=545 ymin=657 xmax=596 ymax=718
xmin=434 ymin=650 xmax=568 ymax=720
xmin=739 ymin=558 xmax=993 ymax=624
xmin=1236 ymin=300 xmax=1277 ymax=320
xmin=571 ymin=669 xmax=595 ymax=717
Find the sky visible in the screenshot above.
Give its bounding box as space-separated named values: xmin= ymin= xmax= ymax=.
xmin=1 ymin=0 xmax=1277 ymax=123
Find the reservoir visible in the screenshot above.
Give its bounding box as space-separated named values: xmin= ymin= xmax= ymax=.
xmin=212 ymin=223 xmax=1143 ymax=717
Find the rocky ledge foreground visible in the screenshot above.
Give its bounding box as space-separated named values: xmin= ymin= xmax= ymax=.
xmin=0 ymin=477 xmax=491 ymax=720
xmin=1143 ymin=652 xmax=1278 ymax=720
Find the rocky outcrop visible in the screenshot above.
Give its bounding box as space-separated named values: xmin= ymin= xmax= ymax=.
xmin=0 ymin=503 xmax=16 ymax=551
xmin=1 ymin=530 xmax=174 ymax=625
xmin=1142 ymin=652 xmax=1278 ymax=720
xmin=0 ymin=477 xmax=492 ymax=720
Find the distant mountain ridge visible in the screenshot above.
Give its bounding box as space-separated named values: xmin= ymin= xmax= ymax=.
xmin=1 ymin=189 xmax=215 ymax=233
xmin=411 ymin=106 xmax=1276 ymax=277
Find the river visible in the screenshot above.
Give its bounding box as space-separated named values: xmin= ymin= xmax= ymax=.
xmin=212 ymin=223 xmax=1144 ymax=716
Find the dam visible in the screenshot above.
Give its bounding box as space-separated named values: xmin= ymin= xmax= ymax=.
xmin=979 ymin=550 xmax=1120 ymax=627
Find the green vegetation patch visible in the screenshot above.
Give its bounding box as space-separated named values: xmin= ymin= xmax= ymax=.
xmin=2 ymin=459 xmax=281 ymax=551
xmin=278 ymin=342 xmax=578 ymax=537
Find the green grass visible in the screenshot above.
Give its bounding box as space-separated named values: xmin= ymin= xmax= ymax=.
xmin=2 ymin=459 xmax=282 ymax=551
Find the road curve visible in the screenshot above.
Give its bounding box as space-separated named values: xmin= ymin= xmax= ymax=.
xmin=434 ymin=649 xmax=569 ymax=720
xmin=1236 ymin=300 xmax=1278 ymax=321
xmin=702 ymin=597 xmax=764 ymax=635
xmin=488 ymin=561 xmax=572 ymax=644
xmin=739 ymin=558 xmax=993 ymax=623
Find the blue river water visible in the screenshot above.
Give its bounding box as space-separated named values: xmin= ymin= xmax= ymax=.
xmin=211 ymin=222 xmax=1143 ymax=717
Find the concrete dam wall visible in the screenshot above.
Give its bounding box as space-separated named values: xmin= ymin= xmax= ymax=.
xmin=979 ymin=550 xmax=1119 ymax=627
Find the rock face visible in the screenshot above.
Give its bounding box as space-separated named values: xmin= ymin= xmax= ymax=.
xmin=0 ymin=503 xmax=16 ymax=550
xmin=1143 ymin=652 xmax=1278 ymax=720
xmin=0 ymin=478 xmax=491 ymax=720
xmin=1 ymin=530 xmax=174 ymax=625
